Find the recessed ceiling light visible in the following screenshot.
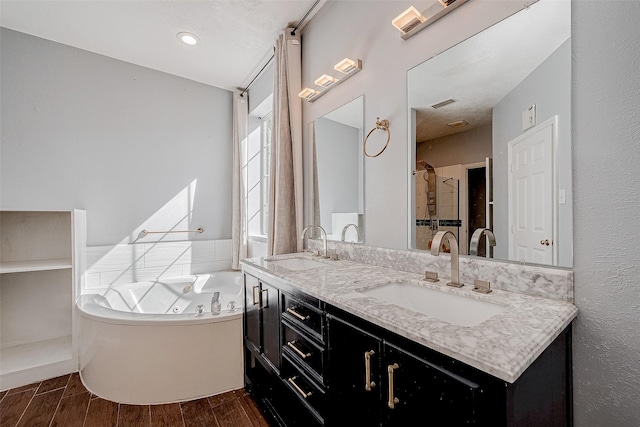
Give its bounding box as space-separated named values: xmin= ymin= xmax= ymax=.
xmin=177 ymin=32 xmax=200 ymax=46
xmin=447 ymin=120 xmax=469 ymax=128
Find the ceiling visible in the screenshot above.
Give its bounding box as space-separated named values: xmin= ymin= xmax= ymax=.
xmin=0 ymin=0 xmax=321 ymax=91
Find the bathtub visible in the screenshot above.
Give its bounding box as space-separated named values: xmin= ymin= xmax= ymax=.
xmin=77 ymin=271 xmax=244 ymax=404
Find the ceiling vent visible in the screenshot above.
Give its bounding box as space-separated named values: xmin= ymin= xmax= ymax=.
xmin=431 ymin=98 xmax=456 ymax=109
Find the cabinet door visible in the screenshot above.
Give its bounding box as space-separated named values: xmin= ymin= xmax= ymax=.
xmin=244 ymin=274 xmax=261 ymax=353
xmin=384 ymin=342 xmax=480 ymax=426
xmin=327 ymin=315 xmax=382 ymax=427
xmin=261 ymin=281 xmax=281 ymax=369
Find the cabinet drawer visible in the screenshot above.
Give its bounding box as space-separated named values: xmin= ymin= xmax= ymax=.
xmin=282 ymin=357 xmax=326 ymax=424
xmin=282 ymin=292 xmax=324 ymax=340
xmin=283 ymin=321 xmax=326 ymax=382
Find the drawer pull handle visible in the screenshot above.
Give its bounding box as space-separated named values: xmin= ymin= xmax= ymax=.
xmin=286 ymin=307 xmax=310 ymax=321
xmin=288 ymin=376 xmax=312 ymax=399
xmin=287 ymin=340 xmax=312 ymax=359
xmin=388 ymin=363 xmax=400 ymax=409
xmin=251 ymin=286 xmax=259 ymax=306
xmin=260 ymin=288 xmax=268 ymax=309
xmin=364 ymin=350 xmax=376 ymax=391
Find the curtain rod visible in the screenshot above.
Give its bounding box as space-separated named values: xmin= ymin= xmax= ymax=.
xmin=239 ymin=51 xmax=274 ymax=98
xmin=291 ymin=0 xmax=321 ymax=36
xmin=240 ymin=0 xmax=321 ymax=98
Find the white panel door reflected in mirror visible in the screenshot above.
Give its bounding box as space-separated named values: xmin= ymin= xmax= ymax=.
xmin=408 ymin=0 xmax=571 ymax=267
xmin=312 ymin=96 xmax=364 ymax=243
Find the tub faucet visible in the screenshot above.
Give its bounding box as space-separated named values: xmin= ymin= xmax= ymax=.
xmin=341 ymin=223 xmax=361 ymax=242
xmin=430 ymin=231 xmax=463 ymax=288
xmin=301 ymin=225 xmax=328 ymax=258
xmin=469 ymin=228 xmax=496 ymax=257
xmin=211 ymin=291 xmax=221 ymax=315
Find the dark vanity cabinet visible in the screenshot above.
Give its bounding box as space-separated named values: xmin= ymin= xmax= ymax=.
xmin=243 ymin=273 xmax=572 ymax=427
xmin=325 ymin=315 xmax=383 ymax=426
xmin=326 ymin=312 xmax=500 ymax=426
xmin=244 ymin=274 xmax=280 ymax=368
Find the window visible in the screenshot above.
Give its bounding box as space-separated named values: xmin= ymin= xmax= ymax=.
xmin=244 ymin=113 xmax=272 ymax=238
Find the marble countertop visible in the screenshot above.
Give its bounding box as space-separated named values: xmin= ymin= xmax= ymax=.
xmin=240 ymin=253 xmax=578 ymax=383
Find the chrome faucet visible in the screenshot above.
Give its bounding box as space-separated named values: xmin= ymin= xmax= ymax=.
xmin=301 ymin=225 xmax=328 ymax=258
xmin=469 ymin=228 xmax=496 ymax=257
xmin=341 ymin=223 xmax=360 ymax=242
xmin=430 ymin=231 xmax=463 ymax=288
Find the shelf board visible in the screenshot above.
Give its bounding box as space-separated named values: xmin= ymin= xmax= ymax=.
xmin=0 ymin=335 xmax=73 ymax=376
xmin=0 ymin=259 xmax=72 ymax=274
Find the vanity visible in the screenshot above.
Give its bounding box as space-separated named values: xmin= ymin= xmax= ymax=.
xmin=241 ymin=252 xmax=577 ymax=426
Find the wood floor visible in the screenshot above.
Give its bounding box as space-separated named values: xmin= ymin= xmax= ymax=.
xmin=0 ymin=373 xmax=270 ymax=427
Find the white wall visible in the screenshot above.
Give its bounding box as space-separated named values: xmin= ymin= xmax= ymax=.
xmin=0 ymin=28 xmax=233 ymax=246
xmin=302 ymin=0 xmax=640 ymax=424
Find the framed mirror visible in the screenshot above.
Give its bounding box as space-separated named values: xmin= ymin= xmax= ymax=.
xmin=408 ymin=0 xmax=571 ymax=267
xmin=311 ymin=95 xmax=364 ymax=243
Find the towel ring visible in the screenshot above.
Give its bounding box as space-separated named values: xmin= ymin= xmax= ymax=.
xmin=363 ymin=117 xmax=391 ymax=158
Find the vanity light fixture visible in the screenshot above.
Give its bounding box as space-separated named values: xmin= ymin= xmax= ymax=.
xmin=177 ymin=32 xmax=201 ymax=46
xmin=334 ymin=58 xmax=362 ymax=74
xmin=314 ymin=74 xmax=338 ymax=88
xmin=299 ymin=87 xmax=320 ymax=100
xmin=300 ymin=58 xmax=363 ymax=102
xmin=392 ymin=0 xmax=469 ymax=40
xmin=392 ymin=6 xmax=426 ymax=34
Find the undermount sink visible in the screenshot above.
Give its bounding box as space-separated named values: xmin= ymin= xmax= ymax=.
xmin=266 ymin=257 xmax=328 ymax=271
xmin=357 ymin=282 xmax=506 ymax=327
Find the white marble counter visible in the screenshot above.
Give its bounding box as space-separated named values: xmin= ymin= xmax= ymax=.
xmin=241 ymin=252 xmax=578 ymax=384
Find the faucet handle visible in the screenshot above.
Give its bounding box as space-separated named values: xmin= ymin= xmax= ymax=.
xmin=472 ymin=279 xmax=492 ymax=294
xmin=423 ymin=270 xmax=439 ymax=283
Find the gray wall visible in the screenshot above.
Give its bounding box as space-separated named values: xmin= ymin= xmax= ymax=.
xmin=302 ymin=0 xmax=640 ymax=424
xmin=493 ymin=39 xmax=572 ymax=267
xmin=0 ymin=28 xmax=233 ymax=246
xmin=315 ymin=117 xmax=360 ymax=233
xmin=572 ymin=1 xmax=640 ymax=425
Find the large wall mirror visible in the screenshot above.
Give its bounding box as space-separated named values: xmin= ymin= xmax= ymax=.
xmin=311 ymin=95 xmax=364 ymax=242
xmin=408 ymin=0 xmax=572 ymax=267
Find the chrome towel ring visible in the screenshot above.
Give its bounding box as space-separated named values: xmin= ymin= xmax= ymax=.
xmin=363 ymin=117 xmax=391 ymax=158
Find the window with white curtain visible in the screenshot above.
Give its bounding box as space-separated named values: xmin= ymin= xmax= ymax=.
xmin=244 ymin=112 xmax=272 ymax=238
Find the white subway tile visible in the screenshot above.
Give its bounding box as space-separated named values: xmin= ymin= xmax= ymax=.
xmin=214 ymin=239 xmax=233 ymax=261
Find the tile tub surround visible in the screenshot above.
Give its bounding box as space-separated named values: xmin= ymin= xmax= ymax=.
xmin=241 ymin=253 xmax=577 ymax=383
xmin=85 ymin=239 xmax=233 ymax=291
xmin=308 ymin=240 xmax=574 ymax=303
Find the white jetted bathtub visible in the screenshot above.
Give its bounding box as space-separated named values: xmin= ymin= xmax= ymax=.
xmin=77 ymin=271 xmax=244 ymax=404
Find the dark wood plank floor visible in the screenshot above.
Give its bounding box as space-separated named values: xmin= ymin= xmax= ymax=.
xmin=0 ymin=373 xmax=270 ymax=427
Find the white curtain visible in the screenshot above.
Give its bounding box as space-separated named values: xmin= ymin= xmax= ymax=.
xmin=231 ymin=89 xmax=248 ymax=270
xmin=267 ymin=29 xmax=303 ymax=256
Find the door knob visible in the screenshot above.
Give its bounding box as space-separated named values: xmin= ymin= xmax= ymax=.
xmin=540 ymin=239 xmax=550 ymax=246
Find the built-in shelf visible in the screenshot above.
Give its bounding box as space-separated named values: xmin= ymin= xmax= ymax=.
xmin=0 ymin=259 xmax=72 ymax=274
xmin=0 ymin=209 xmax=86 ymax=391
xmin=0 ymin=335 xmax=73 ymax=375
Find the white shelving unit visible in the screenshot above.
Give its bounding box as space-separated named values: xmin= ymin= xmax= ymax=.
xmin=0 ymin=209 xmax=86 ymax=391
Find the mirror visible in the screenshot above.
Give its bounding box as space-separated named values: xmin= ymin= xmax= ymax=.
xmin=312 ymin=95 xmax=364 ymax=242
xmin=408 ymin=0 xmax=572 ymax=267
